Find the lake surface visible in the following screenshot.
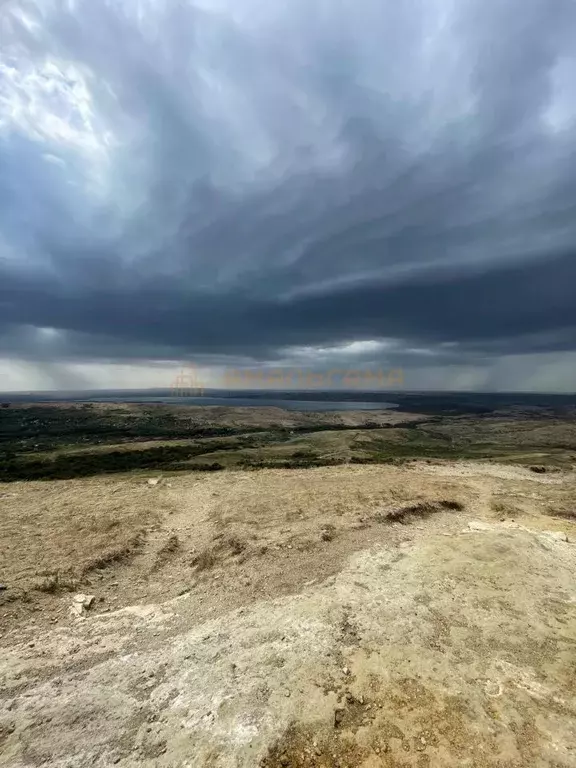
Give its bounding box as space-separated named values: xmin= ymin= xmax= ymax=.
xmin=2 ymin=388 xmax=399 ymax=411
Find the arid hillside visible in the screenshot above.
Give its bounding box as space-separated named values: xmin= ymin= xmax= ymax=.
xmin=1 ymin=461 xmax=575 ymax=766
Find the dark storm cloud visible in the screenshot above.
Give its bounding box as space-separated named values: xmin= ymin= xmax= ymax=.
xmin=1 ymin=0 xmax=576 ymax=386
xmin=1 ymin=247 xmax=574 ymax=361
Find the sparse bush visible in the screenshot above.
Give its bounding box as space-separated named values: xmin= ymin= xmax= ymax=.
xmin=221 ymin=534 xmax=247 ymax=556
xmin=34 ymin=570 xmax=78 ymax=593
xmin=439 ymin=500 xmax=464 ymax=511
xmin=320 ymin=524 xmax=336 ymax=541
xmin=292 ymin=450 xmax=318 ymax=459
xmin=491 ymin=500 xmax=521 ymax=518
xmin=547 ymin=508 xmax=576 ymax=520
xmin=380 ymin=499 xmax=462 ymax=524
xmin=191 ymin=548 xmax=217 ymax=571
xmin=190 ymin=534 xmax=247 ymax=572
xmin=390 ymin=502 xmax=436 ymax=522
xmin=157 ymin=534 xmax=180 ymax=558
xmin=152 ymin=534 xmax=180 ymax=570
xmin=163 ymin=534 xmax=180 ymax=553
xmin=350 ymin=456 xmax=379 ymax=464
xmin=86 ymin=533 xmax=145 ymax=571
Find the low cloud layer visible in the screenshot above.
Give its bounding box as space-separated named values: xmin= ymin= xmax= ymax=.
xmin=1 ymin=0 xmax=576 ymax=391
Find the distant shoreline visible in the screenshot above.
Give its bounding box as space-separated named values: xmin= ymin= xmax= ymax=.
xmin=0 ymin=391 xmax=398 ymax=412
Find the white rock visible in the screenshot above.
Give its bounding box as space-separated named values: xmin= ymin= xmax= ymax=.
xmin=467 ymin=521 xmax=493 ymax=532
xmin=541 ymin=530 xmax=568 ymax=543
xmin=70 ymin=594 xmax=96 ymax=617
xmin=147 ymin=478 xmax=161 ymax=487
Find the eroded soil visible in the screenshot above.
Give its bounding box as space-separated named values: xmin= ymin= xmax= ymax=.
xmin=1 ymin=462 xmax=576 ymax=767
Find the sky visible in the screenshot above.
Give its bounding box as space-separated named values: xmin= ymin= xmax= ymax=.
xmin=1 ymin=0 xmax=576 ymax=393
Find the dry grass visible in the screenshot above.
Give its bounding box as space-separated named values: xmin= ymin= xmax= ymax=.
xmin=3 ymin=462 xmax=574 ymax=631
xmin=3 ymin=457 xmax=576 ymax=768
xmin=190 ymin=534 xmax=248 ymax=572
xmin=439 ymin=499 xmax=465 ymax=511
xmin=320 ymin=523 xmax=337 ymax=541
xmin=491 ymin=500 xmax=523 ymax=518
xmin=37 ymin=439 xmax=198 ymax=458
xmin=0 ymin=478 xmax=160 ymax=596
xmin=29 ymin=534 xmax=146 ymax=594
xmin=159 ymin=533 xmax=180 ymax=555
xmin=547 ymin=508 xmax=576 ymax=521
xmin=190 ymin=547 xmax=218 ymax=572
xmin=191 ymin=467 xmax=474 ymax=561
xmin=34 ymin=571 xmax=79 ymax=594
xmin=151 ymin=534 xmax=181 ymax=571
xmin=381 ymin=499 xmax=463 ymax=524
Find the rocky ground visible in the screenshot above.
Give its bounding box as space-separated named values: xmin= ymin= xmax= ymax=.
xmin=1 ymin=462 xmax=576 ymax=767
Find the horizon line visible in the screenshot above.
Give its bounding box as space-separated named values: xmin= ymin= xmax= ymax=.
xmin=1 ymin=387 xmax=576 ymax=397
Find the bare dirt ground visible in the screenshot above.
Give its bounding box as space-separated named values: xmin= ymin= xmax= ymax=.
xmin=1 ymin=462 xmax=576 ymax=767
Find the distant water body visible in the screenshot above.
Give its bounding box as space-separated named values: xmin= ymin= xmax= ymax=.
xmin=2 ymin=389 xmax=399 ymax=411
xmin=85 ymin=395 xmax=397 ymax=411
